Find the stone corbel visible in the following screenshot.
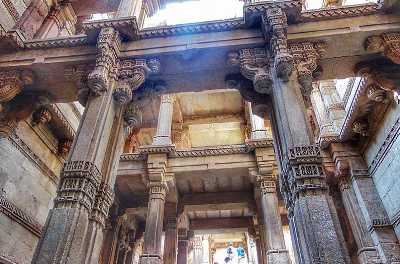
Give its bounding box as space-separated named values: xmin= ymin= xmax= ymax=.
xmin=64 ymin=64 xmax=92 ymax=106
xmin=88 ymin=27 xmax=122 ymax=96
xmin=58 ymin=138 xmax=73 ymax=156
xmin=0 ymin=69 xmax=34 ymax=103
xmin=114 ymin=58 xmax=161 ymax=105
xmin=289 ymin=41 xmax=327 ymax=96
xmin=227 ymin=48 xmax=273 ymax=94
xmin=365 ymin=32 xmax=400 ymax=64
xmin=31 ymin=106 xmax=52 ymax=126
xmin=124 ymin=102 xmax=143 ymax=129
xmin=262 ymin=8 xmax=293 ymax=81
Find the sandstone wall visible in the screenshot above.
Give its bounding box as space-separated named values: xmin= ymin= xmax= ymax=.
xmin=364 ymin=102 xmax=400 ymax=240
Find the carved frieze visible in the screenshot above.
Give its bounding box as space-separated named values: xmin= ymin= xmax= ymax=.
xmin=289 ymin=42 xmax=327 ymax=96
xmin=0 ymin=69 xmax=34 ymax=103
xmin=365 ymin=32 xmax=400 ymax=64
xmin=227 ymin=48 xmax=273 ymax=94
xmin=88 ymin=27 xmax=121 ymax=96
xmin=262 ymin=8 xmax=293 ymax=81
xmin=55 ymin=161 xmax=101 ymax=212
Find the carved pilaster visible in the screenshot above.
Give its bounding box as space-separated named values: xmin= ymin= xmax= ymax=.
xmin=114 ymin=58 xmax=161 ymax=104
xmin=55 ymin=161 xmax=101 ymax=212
xmin=227 ymin=48 xmax=273 ymax=94
xmin=0 ymin=70 xmax=34 ymax=103
xmin=88 ymin=27 xmax=121 ymax=96
xmin=262 ymin=8 xmax=293 ymax=81
xmin=365 ymin=32 xmax=400 ymax=64
xmin=289 ymin=42 xmax=327 ymax=96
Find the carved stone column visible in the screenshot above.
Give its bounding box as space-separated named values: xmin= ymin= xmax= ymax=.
xmin=32 ymin=26 xmax=156 ymax=263
xmin=164 ymin=207 xmax=178 ymax=264
xmin=270 ymin=51 xmax=349 ymax=262
xmin=334 ymin=160 xmax=381 ymax=264
xmin=153 ymin=94 xmax=174 ymax=146
xmin=331 ymin=143 xmax=400 ymax=263
xmin=140 ymin=181 xmax=169 ymax=264
xmin=256 ymin=175 xmax=291 ymax=264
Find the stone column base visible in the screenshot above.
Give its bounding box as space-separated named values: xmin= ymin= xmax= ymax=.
xmin=266 ymin=249 xmax=291 ymax=264
xmin=139 ymin=254 xmax=163 ymax=264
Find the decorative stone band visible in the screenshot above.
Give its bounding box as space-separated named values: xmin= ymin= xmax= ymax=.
xmin=365 ymin=32 xmax=400 ymax=64
xmin=0 ymin=69 xmax=34 ymax=103
xmin=259 ymin=179 xmax=277 ymax=194
xmin=266 ymin=249 xmax=291 ymax=263
xmin=280 ymin=145 xmax=327 ymax=211
xmin=262 ymin=7 xmax=293 ymax=81
xmin=88 ymin=27 xmax=121 ymax=96
xmin=227 ymin=48 xmax=273 ymax=94
xmin=368 ymin=217 xmax=392 ymax=232
xmin=149 ymin=182 xmax=168 ymax=201
xmin=301 ymin=3 xmax=378 ymax=22
xmin=289 ymin=41 xmax=327 ymax=96
xmin=114 ymin=58 xmax=161 ymax=105
xmin=55 ymin=161 xmax=101 ymax=212
xmin=90 ymin=183 xmax=114 ymax=228
xmin=0 ymin=191 xmax=42 ymax=237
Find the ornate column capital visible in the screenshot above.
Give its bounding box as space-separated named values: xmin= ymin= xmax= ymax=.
xmin=262 ymin=7 xmax=293 ymax=81
xmin=227 ymin=48 xmax=273 ymax=94
xmin=114 ymin=58 xmax=161 ymax=105
xmin=365 ymin=32 xmax=400 ymax=64
xmin=88 ymin=27 xmax=121 ymax=96
xmin=0 ymin=69 xmax=34 ymax=103
xmin=289 ymin=41 xmax=327 ymax=96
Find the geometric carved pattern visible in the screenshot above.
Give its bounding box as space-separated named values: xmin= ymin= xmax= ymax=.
xmin=55 ymin=161 xmax=101 ymax=212
xmin=90 ymin=183 xmax=114 ymax=227
xmin=0 ymin=69 xmax=34 ymax=103
xmin=149 ymin=182 xmax=168 ymax=201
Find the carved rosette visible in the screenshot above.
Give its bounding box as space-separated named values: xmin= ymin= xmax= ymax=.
xmin=263 ymin=8 xmax=293 ymax=81
xmin=124 ymin=102 xmax=143 ymax=128
xmin=0 ymin=70 xmax=34 ymax=103
xmin=281 ymin=145 xmax=326 ymax=210
xmin=55 ymin=161 xmax=101 ymax=212
xmin=88 ymin=27 xmax=121 ymax=96
xmin=289 ymin=42 xmax=327 ymax=96
xmin=228 ymin=48 xmax=273 ymax=94
xmin=149 ymin=181 xmax=168 ymax=201
xmin=31 ymin=107 xmax=52 ymax=126
xmin=113 ymin=58 xmax=161 ymax=104
xmin=365 ymin=32 xmax=400 ymax=64
xmin=90 ymin=183 xmax=114 ymax=227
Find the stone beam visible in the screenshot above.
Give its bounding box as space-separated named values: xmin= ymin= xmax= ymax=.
xmin=190 ymin=217 xmax=252 ymax=231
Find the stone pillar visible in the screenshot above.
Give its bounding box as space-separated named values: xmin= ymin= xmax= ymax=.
xmin=334 ymin=160 xmax=381 ymax=263
xmin=247 ymin=102 xmax=268 ymax=140
xmin=318 ymin=80 xmax=345 ymax=130
xmin=140 ymin=182 xmax=169 ymax=264
xmin=164 ymin=212 xmax=178 ymax=264
xmin=153 ymin=94 xmax=174 ymax=146
xmin=254 ymin=235 xmax=264 ymax=264
xmin=116 ymin=0 xmax=145 ymax=26
xmin=331 ymin=143 xmax=400 ymax=263
xmin=178 ymin=229 xmax=192 ymax=264
xmin=256 ymin=176 xmax=291 ymax=264
xmin=192 ymin=237 xmax=203 ymax=264
xmin=265 ymin=34 xmax=349 ymax=263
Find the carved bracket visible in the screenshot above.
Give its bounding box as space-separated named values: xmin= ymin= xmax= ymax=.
xmin=365 ymin=32 xmax=400 ymax=64
xmin=289 ymin=41 xmax=327 ymax=96
xmin=114 ymin=58 xmax=161 ymax=105
xmin=262 ymin=8 xmax=293 ymax=81
xmin=228 ymin=48 xmax=273 ymax=94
